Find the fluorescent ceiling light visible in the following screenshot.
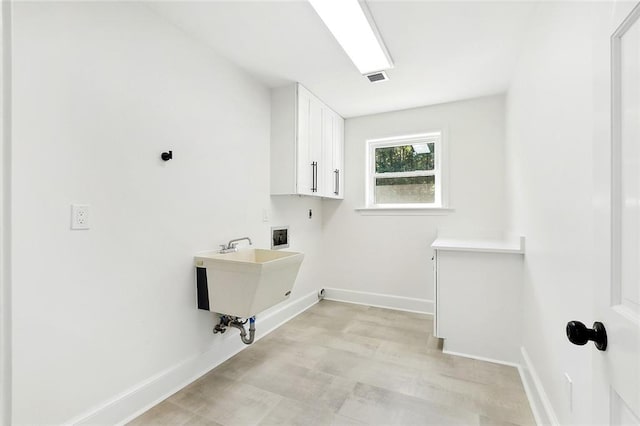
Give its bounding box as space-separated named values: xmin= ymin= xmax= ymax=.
xmin=308 ymin=0 xmax=393 ymax=74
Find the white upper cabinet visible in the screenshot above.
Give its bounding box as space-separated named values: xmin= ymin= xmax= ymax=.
xmin=271 ymin=83 xmax=344 ymax=199
xmin=321 ymin=107 xmax=344 ymax=199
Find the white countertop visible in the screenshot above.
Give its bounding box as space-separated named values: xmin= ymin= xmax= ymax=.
xmin=431 ymin=236 xmax=525 ymax=254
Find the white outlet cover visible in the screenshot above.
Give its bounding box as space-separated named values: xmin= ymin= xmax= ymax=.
xmin=71 ymin=204 xmax=90 ymax=230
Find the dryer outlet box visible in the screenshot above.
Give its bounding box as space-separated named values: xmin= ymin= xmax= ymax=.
xmin=271 ymin=226 xmax=289 ymax=249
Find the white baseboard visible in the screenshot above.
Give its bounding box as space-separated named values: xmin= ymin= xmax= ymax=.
xmin=518 ymin=346 xmax=559 ymax=426
xmin=70 ymin=291 xmax=320 ymax=426
xmin=441 ymin=348 xmax=520 ymax=369
xmin=322 ymin=288 xmax=433 ymax=314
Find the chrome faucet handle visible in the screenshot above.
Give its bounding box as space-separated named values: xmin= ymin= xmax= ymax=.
xmin=219 ymin=244 xmax=227 ymax=250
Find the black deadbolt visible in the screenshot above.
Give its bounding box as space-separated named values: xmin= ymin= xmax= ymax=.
xmin=161 ymin=151 xmax=173 ymax=161
xmin=566 ymin=320 xmax=607 ymax=351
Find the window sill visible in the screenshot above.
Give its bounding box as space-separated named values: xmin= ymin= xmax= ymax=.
xmin=355 ymin=206 xmax=455 ymax=216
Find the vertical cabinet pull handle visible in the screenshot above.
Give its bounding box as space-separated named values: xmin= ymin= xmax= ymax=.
xmin=310 ymin=162 xmax=318 ymax=193
xmin=334 ymin=169 xmax=339 ymax=195
xmin=311 ymin=162 xmax=315 ymax=192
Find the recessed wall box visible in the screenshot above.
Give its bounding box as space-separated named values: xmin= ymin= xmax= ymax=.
xmin=271 ymin=226 xmax=289 ymax=249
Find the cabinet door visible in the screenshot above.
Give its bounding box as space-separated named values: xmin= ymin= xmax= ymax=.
xmin=308 ymin=96 xmax=323 ymax=194
xmin=322 ymin=109 xmax=344 ymax=199
xmin=433 ymin=251 xmax=440 ymax=337
xmin=321 ymin=107 xmax=336 ymax=198
xmin=333 ymin=114 xmax=345 ymax=199
xmin=295 ymin=84 xmax=342 ymax=198
xmin=297 ymin=86 xmax=323 ymax=196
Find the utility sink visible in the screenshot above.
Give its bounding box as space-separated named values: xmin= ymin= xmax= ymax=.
xmin=194 ymin=249 xmax=304 ymax=318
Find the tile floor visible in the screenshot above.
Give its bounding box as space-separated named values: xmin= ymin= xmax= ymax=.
xmin=129 ymin=301 xmax=535 ymax=426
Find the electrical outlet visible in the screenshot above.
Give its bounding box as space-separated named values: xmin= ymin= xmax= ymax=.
xmin=564 ymin=372 xmax=573 ymax=411
xmin=71 ymin=204 xmax=90 ymax=230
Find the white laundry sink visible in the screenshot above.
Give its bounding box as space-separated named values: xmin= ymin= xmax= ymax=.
xmin=194 ymin=248 xmax=304 ymax=318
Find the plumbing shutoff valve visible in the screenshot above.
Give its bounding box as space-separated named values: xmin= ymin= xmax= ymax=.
xmin=214 ymin=315 xmax=256 ymax=345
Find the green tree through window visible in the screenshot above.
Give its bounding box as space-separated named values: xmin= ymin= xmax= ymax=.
xmin=375 ymin=143 xmax=435 ymax=174
xmin=367 ymin=133 xmax=442 ymax=207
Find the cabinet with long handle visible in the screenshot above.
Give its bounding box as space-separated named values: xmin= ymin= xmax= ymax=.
xmin=320 ymin=106 xmax=344 ymax=199
xmin=271 ymin=83 xmax=344 ymax=199
xmin=332 ymin=111 xmax=344 ymax=199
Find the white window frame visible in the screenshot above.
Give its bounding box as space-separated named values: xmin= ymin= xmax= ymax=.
xmin=365 ymin=131 xmax=445 ymax=209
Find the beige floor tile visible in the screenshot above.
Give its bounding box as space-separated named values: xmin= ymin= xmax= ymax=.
xmin=338 ymin=382 xmax=480 ymax=425
xmin=289 ymin=311 xmax=352 ymax=332
xmin=355 ymin=307 xmax=433 ymax=331
xmin=409 ymin=376 xmax=533 ymax=425
xmin=329 ymin=414 xmax=367 ymax=425
xmin=451 ymin=355 xmax=520 ymax=379
xmin=238 ymin=359 xmax=357 ymax=411
xmin=258 ymin=397 xmax=335 ymax=426
xmin=268 ymin=323 xmax=337 ymax=346
xmin=129 ymin=301 xmax=534 ymax=426
xmin=315 ymin=347 xmax=419 ymax=395
xmin=343 ymin=318 xmax=436 ymax=348
xmin=373 ymin=340 xmax=454 ymax=371
xmin=169 ymin=372 xmax=237 ymax=413
xmin=246 ymin=334 xmax=330 ymax=369
xmin=479 ymin=415 xmax=525 ymax=426
xmin=272 ymin=322 xmax=382 ymax=358
xmin=193 ymin=381 xmax=282 ymax=425
xmin=323 ymin=331 xmax=382 ymax=357
xmin=183 ymin=415 xmax=224 ymax=426
xmin=308 ymin=300 xmax=370 ymax=318
xmin=129 ymin=400 xmax=197 ymax=426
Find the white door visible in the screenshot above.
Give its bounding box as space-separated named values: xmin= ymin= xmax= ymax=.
xmin=592 ymin=2 xmax=640 ymax=424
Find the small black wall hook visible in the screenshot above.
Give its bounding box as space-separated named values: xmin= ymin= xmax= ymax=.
xmin=161 ymin=150 xmax=173 ymax=161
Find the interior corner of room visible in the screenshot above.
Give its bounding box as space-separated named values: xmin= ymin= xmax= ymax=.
xmin=1 ymin=0 xmax=639 ymax=425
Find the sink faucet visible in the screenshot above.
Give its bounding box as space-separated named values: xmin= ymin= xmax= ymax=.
xmin=220 ymin=237 xmax=252 ymax=253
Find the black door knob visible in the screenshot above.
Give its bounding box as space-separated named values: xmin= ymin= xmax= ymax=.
xmin=566 ymin=321 xmax=607 ymax=351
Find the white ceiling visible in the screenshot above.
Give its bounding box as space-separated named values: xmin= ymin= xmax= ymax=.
xmin=150 ymin=1 xmax=537 ymax=118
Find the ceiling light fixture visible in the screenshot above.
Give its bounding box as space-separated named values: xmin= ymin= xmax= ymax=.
xmin=308 ymin=0 xmax=393 ymax=75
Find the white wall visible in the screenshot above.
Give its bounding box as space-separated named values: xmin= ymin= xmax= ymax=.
xmin=1 ymin=1 xmax=13 ymax=424
xmin=11 ymin=3 xmax=323 ymax=424
xmin=504 ymin=2 xmax=615 ymax=424
xmin=270 ymin=195 xmax=324 ymax=300
xmin=321 ymin=95 xmax=507 ymax=306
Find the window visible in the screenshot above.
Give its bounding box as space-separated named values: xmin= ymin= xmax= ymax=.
xmin=366 ymin=132 xmax=443 ymax=208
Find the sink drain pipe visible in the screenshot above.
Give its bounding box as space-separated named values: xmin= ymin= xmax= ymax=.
xmin=213 ymin=315 xmax=256 ymax=345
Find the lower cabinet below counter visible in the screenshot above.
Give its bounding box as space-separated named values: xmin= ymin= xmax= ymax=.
xmin=432 ymin=236 xmax=525 ymax=365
